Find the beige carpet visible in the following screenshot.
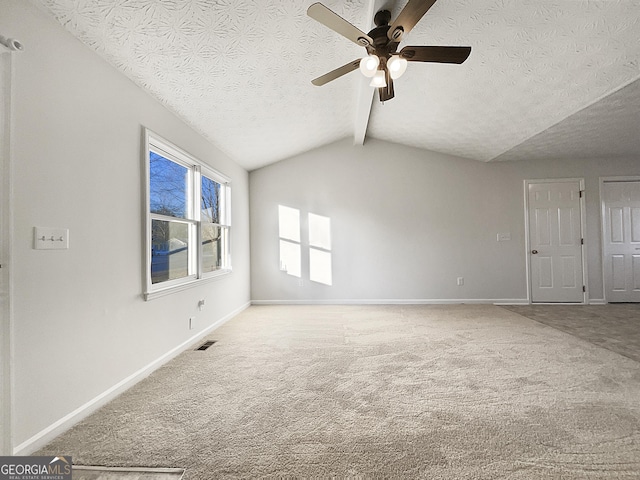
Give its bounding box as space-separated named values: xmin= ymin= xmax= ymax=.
xmin=38 ymin=305 xmax=640 ymax=479
xmin=502 ymin=303 xmax=640 ymax=363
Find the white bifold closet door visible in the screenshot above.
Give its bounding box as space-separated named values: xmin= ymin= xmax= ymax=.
xmin=602 ymin=181 xmax=640 ymax=303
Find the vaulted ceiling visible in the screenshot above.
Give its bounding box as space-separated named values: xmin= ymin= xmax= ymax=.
xmin=29 ymin=0 xmax=640 ymax=171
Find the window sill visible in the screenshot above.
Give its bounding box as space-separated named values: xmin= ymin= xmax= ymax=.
xmin=144 ymin=269 xmax=232 ymax=301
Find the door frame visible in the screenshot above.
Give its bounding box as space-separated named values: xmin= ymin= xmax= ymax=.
xmin=599 ymin=176 xmax=640 ymax=304
xmin=1 ymin=45 xmax=14 ymax=455
xmin=524 ymin=178 xmax=588 ymax=304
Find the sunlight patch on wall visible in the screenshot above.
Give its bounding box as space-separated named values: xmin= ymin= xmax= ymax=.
xmin=278 ymin=206 xmax=332 ymax=285
xmin=278 ymin=205 xmax=300 ymax=242
xmin=309 ymin=213 xmax=331 ymax=250
xmin=309 ymin=248 xmax=332 ymax=285
xmin=309 ymin=213 xmax=332 ymax=286
xmin=279 ymin=240 xmax=301 ymax=278
xmin=279 ymin=205 xmax=301 ymax=277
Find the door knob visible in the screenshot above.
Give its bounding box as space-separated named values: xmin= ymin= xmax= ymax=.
xmin=531 ymin=250 xmax=538 ymax=254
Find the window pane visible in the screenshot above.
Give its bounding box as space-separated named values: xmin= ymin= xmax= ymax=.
xmin=278 ymin=205 xmax=300 ymax=242
xmin=201 ymin=175 xmax=221 ymax=224
xmin=279 ymin=240 xmax=301 ymax=278
xmin=310 ymin=248 xmax=332 ymax=286
xmin=151 ymin=219 xmax=191 ymax=284
xmin=150 ymin=152 xmax=188 ymax=218
xmin=202 ymin=224 xmax=223 ymax=273
xmin=309 ymin=213 xmax=331 ymax=250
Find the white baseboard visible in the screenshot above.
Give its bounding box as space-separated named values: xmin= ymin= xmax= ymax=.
xmin=251 ymin=299 xmax=529 ymax=306
xmin=588 ymin=299 xmax=606 ymax=305
xmin=13 ymin=301 xmax=250 ymax=456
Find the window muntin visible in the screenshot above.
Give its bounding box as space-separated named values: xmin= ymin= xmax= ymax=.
xmin=145 ymin=129 xmax=231 ymax=299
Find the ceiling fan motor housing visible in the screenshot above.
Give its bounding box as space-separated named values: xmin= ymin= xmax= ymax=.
xmin=374 ymin=9 xmax=391 ymax=27
xmin=367 ymin=11 xmax=399 ymax=58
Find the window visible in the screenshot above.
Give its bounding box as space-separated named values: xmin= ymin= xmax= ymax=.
xmin=144 ymin=129 xmax=231 ymax=299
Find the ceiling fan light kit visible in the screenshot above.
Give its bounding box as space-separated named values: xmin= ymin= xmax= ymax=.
xmin=307 ymin=0 xmax=471 ymax=101
xmin=370 ymin=70 xmax=387 ymax=88
xmin=359 ymin=54 xmax=380 ymax=77
xmin=388 ymin=55 xmax=408 ymax=79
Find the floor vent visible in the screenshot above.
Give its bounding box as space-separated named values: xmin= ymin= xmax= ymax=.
xmin=196 ymin=340 xmax=216 ymax=351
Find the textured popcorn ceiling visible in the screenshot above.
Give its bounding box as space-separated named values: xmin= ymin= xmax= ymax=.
xmin=29 ymin=0 xmax=640 ymax=170
xmin=494 ymin=77 xmax=640 ymax=162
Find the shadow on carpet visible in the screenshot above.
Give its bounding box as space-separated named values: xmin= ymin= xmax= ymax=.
xmin=73 ymin=466 xmax=184 ymax=480
xmin=501 ymin=304 xmax=640 ymax=363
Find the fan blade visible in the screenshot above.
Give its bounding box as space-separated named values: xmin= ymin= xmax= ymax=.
xmin=308 ymin=3 xmax=373 ymax=47
xmin=387 ymin=0 xmax=438 ymax=42
xmin=312 ymin=59 xmax=361 ymax=86
xmin=399 ymin=46 xmax=471 ymax=64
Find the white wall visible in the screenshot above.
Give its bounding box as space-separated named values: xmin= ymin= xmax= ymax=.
xmin=1 ymin=46 xmax=13 ymax=456
xmin=1 ymin=0 xmax=250 ymax=452
xmin=250 ymin=137 xmax=639 ymax=303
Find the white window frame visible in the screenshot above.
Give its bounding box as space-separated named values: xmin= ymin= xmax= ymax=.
xmin=143 ymin=128 xmax=231 ymax=300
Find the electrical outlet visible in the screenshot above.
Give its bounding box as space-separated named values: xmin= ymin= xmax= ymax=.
xmin=298 ymin=279 xmax=304 ymax=287
xmin=457 ymin=277 xmax=464 ymax=286
xmin=189 ymin=317 xmax=195 ymax=330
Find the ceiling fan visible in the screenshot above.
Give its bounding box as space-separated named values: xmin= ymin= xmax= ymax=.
xmin=307 ymin=0 xmax=471 ymax=102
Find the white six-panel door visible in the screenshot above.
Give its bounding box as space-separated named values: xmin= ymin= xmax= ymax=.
xmin=602 ymin=181 xmax=640 ymax=303
xmin=528 ymin=181 xmax=584 ymax=303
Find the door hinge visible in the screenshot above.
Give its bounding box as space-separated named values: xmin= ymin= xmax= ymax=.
xmin=579 ymin=190 xmax=584 ymax=198
xmin=581 ymin=238 xmax=584 ymax=245
xmin=583 ymin=286 xmax=586 ymax=292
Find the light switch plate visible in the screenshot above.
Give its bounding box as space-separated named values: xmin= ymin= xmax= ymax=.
xmin=34 ymin=227 xmax=69 ymax=250
xmin=497 ymin=233 xmax=511 ymax=242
